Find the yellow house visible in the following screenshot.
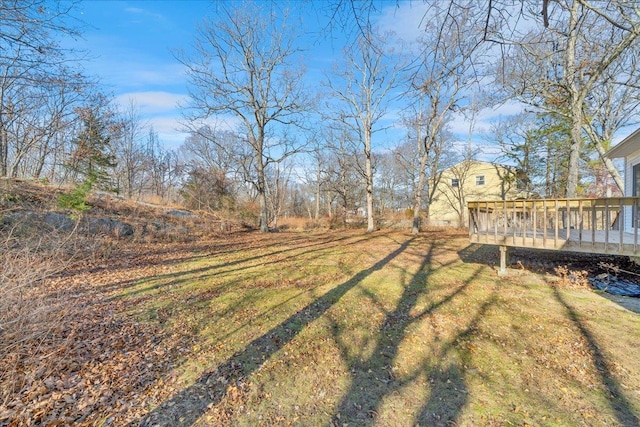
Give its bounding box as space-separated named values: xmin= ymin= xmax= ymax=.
xmin=429 ymin=160 xmax=519 ymax=228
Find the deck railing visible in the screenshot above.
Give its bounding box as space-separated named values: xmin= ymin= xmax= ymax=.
xmin=468 ymin=197 xmax=640 ymax=256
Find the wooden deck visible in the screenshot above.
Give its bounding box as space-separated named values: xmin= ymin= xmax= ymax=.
xmin=468 ymin=198 xmax=640 ymax=273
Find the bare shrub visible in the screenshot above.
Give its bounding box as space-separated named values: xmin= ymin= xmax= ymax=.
xmin=0 ymin=217 xmax=86 ymax=406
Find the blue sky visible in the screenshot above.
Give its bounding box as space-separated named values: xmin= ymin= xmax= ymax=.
xmin=74 ymin=1 xmax=219 ymax=147
xmin=74 ymin=1 xmax=389 ymax=150
xmin=70 ymin=1 xmax=524 ymax=157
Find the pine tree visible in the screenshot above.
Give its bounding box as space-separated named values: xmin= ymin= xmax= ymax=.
xmin=68 ymin=107 xmax=116 ymax=189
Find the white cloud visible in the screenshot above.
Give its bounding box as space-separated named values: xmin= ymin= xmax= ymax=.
xmin=115 ymin=91 xmax=188 ymax=114
xmin=442 ymin=100 xmax=528 ymax=164
xmin=123 ymin=6 xmax=165 ymax=22
xmin=150 ymin=114 xmax=245 ymax=150
xmin=376 ymin=2 xmax=430 ymax=42
xmin=124 ymin=7 xmax=144 ymax=14
xmin=146 ymin=116 xmax=182 ymax=134
xmin=481 ymin=100 xmax=528 ymax=120
xmin=147 ymin=117 xmax=188 ymax=150
xmin=102 ymin=62 xmax=186 ymax=89
xmin=447 ymin=100 xmax=527 ymax=136
xmin=112 ymin=91 xmax=189 ymax=149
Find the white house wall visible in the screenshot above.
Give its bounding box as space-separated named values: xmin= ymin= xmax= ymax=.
xmin=624 ymin=151 xmax=640 ymax=231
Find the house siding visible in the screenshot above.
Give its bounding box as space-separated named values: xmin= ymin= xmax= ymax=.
xmin=429 ymin=161 xmax=518 ymax=227
xmin=622 ymin=152 xmax=640 ymax=231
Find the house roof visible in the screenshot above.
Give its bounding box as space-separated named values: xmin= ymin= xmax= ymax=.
xmin=606 ymin=127 xmax=640 ymax=159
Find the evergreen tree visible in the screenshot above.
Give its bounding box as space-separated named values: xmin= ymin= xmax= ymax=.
xmin=68 ymin=107 xmax=116 ymax=189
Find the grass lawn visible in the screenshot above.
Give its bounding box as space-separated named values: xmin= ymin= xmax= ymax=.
xmin=129 ymin=229 xmax=640 ymax=426
xmin=3 ymin=229 xmax=639 ymax=426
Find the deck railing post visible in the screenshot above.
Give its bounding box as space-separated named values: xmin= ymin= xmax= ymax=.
xmin=591 ymin=202 xmax=596 ymax=251
xmin=499 ymin=245 xmax=509 ymax=276
xmin=542 ymin=199 xmax=547 ymax=248
xmin=512 ymin=200 xmax=517 ymax=244
xmin=532 ymin=200 xmax=537 ymax=247
xmin=619 ymin=198 xmax=624 ymax=252
xmin=578 ymin=200 xmax=583 ymax=248
xmin=485 ymin=200 xmax=490 ymax=242
xmin=554 ymin=199 xmax=559 ymax=248
xmin=566 ymin=199 xmax=571 ymax=242
xmin=605 ymin=199 xmax=610 ymax=251
xmin=503 ymin=199 xmax=507 ymax=238
xmin=494 ymin=200 xmax=498 ymax=242
xmin=522 ymin=201 xmax=527 ymax=246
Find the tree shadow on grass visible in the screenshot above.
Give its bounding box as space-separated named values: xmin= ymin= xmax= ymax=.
xmin=133 ymin=236 xmax=416 ymax=426
xmin=103 ymin=232 xmax=370 ymax=302
xmin=551 ymin=285 xmax=640 ymax=427
xmin=330 ymin=239 xmax=493 ymax=426
xmin=413 ymin=294 xmax=496 ymax=426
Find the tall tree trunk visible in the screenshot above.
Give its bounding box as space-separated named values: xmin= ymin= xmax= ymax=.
xmin=0 ymin=125 xmax=7 ymax=177
xmin=564 ymin=0 xmax=579 ymax=197
xmin=567 ymin=105 xmax=582 ymax=197
xmin=258 ymin=177 xmax=269 ymax=232
xmin=314 ymin=171 xmax=321 ymax=221
xmin=364 ymin=133 xmax=374 ymax=233
xmin=340 ymin=167 xmax=348 ymax=227
xmin=412 ymin=148 xmax=428 ymax=234
xmin=256 ymin=153 xmax=269 ymax=232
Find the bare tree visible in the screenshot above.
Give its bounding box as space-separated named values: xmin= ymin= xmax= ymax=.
xmin=181 ymin=126 xmax=241 ymax=176
xmin=489 ymin=113 xmax=543 ymax=198
xmin=111 ymin=102 xmax=148 ymax=198
xmin=180 ymin=126 xmax=245 ymax=208
xmin=582 ymin=39 xmax=640 ymax=192
xmin=265 ymin=158 xmax=294 ymax=230
xmin=375 ymin=150 xmax=406 ymax=216
xmin=489 ymin=0 xmax=640 ymax=197
xmin=325 ymin=28 xmax=400 ymax=232
xmin=401 ymin=1 xmax=486 ymax=233
xmin=323 ymin=128 xmax=364 ymax=227
xmin=299 ymin=134 xmax=330 ymax=222
xmin=395 ymin=125 xmax=453 ymax=227
xmin=179 ymin=3 xmax=309 ymax=232
xmin=0 ymin=0 xmax=86 ymax=178
xmin=145 ymin=128 xmax=182 ymax=201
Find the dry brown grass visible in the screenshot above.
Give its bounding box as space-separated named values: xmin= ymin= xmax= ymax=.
xmin=2 ymin=227 xmax=640 ymax=426
xmin=1 ymin=180 xmax=639 ymax=426
xmin=276 ymin=216 xmax=331 ymax=231
xmin=0 ymin=218 xmax=80 ymax=405
xmin=130 ymin=231 xmax=639 ymax=427
xmin=0 ymin=179 xmax=234 ymax=418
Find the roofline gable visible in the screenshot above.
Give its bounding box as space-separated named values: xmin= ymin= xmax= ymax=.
xmin=606 ymin=127 xmax=640 ymax=159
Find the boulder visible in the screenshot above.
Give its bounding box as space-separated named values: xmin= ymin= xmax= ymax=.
xmin=44 ymin=212 xmax=75 ymax=231
xmin=167 ymin=209 xmax=194 ymax=217
xmin=84 ymin=217 xmax=134 ymax=237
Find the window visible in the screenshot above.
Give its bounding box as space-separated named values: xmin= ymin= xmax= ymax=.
xmin=476 ymin=175 xmax=485 ymax=186
xmin=451 ymin=178 xmax=459 ymax=187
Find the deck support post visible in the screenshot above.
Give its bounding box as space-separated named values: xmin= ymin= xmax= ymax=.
xmin=498 ymin=245 xmax=509 ymax=276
